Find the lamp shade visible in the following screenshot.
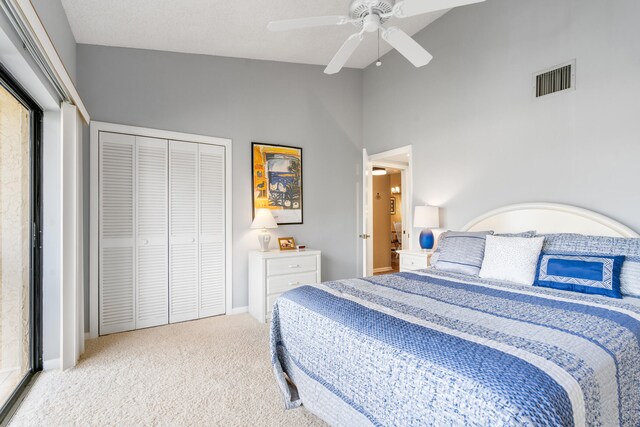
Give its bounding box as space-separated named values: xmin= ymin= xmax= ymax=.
xmin=414 ymin=206 xmax=440 ymax=228
xmin=251 ymin=208 xmax=278 ymax=229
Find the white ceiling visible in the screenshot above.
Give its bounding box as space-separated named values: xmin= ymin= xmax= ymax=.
xmin=60 ymin=0 xmax=448 ymax=69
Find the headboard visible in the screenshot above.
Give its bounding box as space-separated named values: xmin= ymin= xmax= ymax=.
xmin=462 ymin=203 xmax=639 ymax=238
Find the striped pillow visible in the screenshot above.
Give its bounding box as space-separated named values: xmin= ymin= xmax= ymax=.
xmin=433 ymin=231 xmax=493 ymax=276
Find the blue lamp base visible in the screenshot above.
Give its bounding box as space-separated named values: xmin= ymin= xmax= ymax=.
xmin=419 ymin=229 xmax=435 ymax=250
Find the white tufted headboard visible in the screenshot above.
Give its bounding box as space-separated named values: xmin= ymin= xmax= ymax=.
xmin=462 ymin=203 xmax=639 ymax=238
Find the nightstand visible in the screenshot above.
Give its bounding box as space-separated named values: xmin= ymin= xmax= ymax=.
xmin=248 ymin=250 xmax=321 ymax=323
xmin=397 ymin=249 xmax=433 ymax=272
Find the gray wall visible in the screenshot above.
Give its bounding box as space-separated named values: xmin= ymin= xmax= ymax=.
xmin=77 ymin=44 xmax=363 ymax=316
xmin=31 ymin=0 xmax=77 ymax=83
xmin=363 ymin=0 xmax=640 ymax=237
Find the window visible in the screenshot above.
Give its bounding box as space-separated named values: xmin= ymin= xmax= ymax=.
xmin=0 ymin=63 xmax=42 ymax=422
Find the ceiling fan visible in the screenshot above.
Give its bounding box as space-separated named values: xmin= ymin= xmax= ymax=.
xmin=267 ymin=0 xmax=485 ymax=74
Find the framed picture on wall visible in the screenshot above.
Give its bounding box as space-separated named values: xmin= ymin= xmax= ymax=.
xmin=252 ymin=142 xmax=303 ymax=225
xmin=390 ymin=197 xmax=396 ymax=214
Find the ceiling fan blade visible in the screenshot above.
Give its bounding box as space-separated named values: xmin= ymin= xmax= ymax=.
xmin=382 ymin=27 xmax=433 ymax=67
xmin=324 ymin=33 xmax=363 ymax=75
xmin=394 ymin=0 xmax=485 ymax=18
xmin=267 ymin=16 xmax=351 ymax=32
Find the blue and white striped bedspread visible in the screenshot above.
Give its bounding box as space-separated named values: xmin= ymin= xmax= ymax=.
xmin=270 ymin=270 xmax=640 ymax=426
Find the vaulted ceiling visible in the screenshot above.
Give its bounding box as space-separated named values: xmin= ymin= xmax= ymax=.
xmin=60 ymin=0 xmax=447 ymax=69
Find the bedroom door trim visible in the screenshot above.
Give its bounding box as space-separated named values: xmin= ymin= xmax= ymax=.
xmin=89 ymin=121 xmax=232 ymax=339
xmin=361 ymin=145 xmax=413 ymax=277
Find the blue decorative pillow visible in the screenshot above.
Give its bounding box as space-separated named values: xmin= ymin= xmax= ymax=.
xmin=540 ymin=234 xmax=640 ymax=297
xmin=534 ymin=253 xmax=624 ymax=298
xmin=433 ymin=231 xmax=493 ymax=276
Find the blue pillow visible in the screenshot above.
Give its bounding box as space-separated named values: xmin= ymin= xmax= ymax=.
xmin=534 ymin=253 xmax=624 ymax=298
xmin=433 ymin=231 xmax=493 ymax=276
xmin=540 ymin=233 xmax=640 ymax=297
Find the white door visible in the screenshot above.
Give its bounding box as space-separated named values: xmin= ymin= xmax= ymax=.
xmin=136 ymin=136 xmax=169 ymax=328
xmin=198 ymin=144 xmax=226 ymax=317
xmin=362 ymin=149 xmax=373 ymax=277
xmin=169 ymin=140 xmax=199 ymax=323
xmin=99 ymin=132 xmax=136 ymax=335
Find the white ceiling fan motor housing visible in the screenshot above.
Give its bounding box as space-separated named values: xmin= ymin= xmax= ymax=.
xmin=362 ymin=14 xmax=382 ymax=32
xmin=349 ymin=0 xmax=395 ymax=27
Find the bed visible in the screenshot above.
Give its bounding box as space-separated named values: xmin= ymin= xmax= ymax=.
xmin=270 ymin=203 xmax=640 ymax=426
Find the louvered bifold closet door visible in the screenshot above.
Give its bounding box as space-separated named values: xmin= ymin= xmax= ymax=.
xmin=169 ymin=141 xmax=199 ymax=323
xmin=99 ymin=132 xmax=136 ymax=335
xmin=136 ymin=137 xmax=169 ymax=329
xmin=199 ymin=144 xmax=226 ymax=317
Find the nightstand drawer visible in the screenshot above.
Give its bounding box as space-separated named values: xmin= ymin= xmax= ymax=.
xmin=267 ymin=255 xmax=317 ymax=276
xmin=249 ymin=249 xmax=321 ymax=323
xmin=267 ymin=272 xmax=317 ymax=294
xmin=401 ymin=253 xmax=429 ymax=270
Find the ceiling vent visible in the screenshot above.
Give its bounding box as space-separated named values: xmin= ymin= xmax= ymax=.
xmin=534 ymin=60 xmax=576 ymax=98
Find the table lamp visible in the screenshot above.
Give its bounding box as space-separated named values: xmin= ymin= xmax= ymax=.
xmin=251 ymin=208 xmax=278 ymax=251
xmin=414 ymin=206 xmax=440 ymax=250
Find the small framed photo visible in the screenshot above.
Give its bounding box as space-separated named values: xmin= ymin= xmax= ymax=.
xmin=390 ymin=197 xmax=397 ymax=214
xmin=278 ymin=237 xmax=297 ymax=251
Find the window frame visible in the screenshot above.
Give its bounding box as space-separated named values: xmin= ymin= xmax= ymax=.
xmin=0 ymin=62 xmax=44 ymax=422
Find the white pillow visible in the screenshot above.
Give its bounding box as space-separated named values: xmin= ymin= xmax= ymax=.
xmin=479 ymin=236 xmax=545 ymax=285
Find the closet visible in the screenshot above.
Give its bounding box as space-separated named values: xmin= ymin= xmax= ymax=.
xmin=98 ymin=131 xmax=226 ymax=335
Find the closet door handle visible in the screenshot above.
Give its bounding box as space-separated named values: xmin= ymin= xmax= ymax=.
xmin=191 ymin=238 xmax=196 ymax=243
xmin=142 ymin=239 xmax=149 ymax=245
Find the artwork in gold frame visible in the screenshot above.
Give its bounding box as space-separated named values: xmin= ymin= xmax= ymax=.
xmin=252 ymin=142 xmax=303 ymax=224
xmin=278 ymin=237 xmax=296 ymax=251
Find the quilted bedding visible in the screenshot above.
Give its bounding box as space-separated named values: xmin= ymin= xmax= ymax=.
xmin=270 ymin=270 xmax=640 ymax=426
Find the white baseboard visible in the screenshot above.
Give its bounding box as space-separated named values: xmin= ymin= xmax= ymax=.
xmin=43 ymin=358 xmax=60 ymax=371
xmin=373 ymin=267 xmax=393 ymax=273
xmin=228 ymin=306 xmax=248 ymax=315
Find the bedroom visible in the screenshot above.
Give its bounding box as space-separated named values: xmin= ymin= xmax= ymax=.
xmin=0 ymin=0 xmax=639 ymax=425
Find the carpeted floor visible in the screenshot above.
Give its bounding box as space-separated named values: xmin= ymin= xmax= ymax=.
xmin=9 ymin=314 xmax=325 ymax=426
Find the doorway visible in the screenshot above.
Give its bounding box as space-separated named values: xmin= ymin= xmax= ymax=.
xmin=372 ymin=168 xmax=404 ymax=274
xmin=0 ymin=64 xmax=43 ymax=421
xmin=361 ymin=146 xmax=412 ymax=277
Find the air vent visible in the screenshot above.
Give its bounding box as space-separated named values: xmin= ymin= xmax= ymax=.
xmin=534 ymin=60 xmax=575 ymax=98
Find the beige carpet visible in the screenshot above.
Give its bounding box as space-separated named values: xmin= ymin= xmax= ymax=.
xmin=9 ymin=314 xmax=325 ymax=426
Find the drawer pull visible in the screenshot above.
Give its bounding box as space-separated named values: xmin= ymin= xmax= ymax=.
xmin=288 ymin=282 xmax=300 ymax=286
xmin=288 ymin=264 xmax=300 ymax=268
